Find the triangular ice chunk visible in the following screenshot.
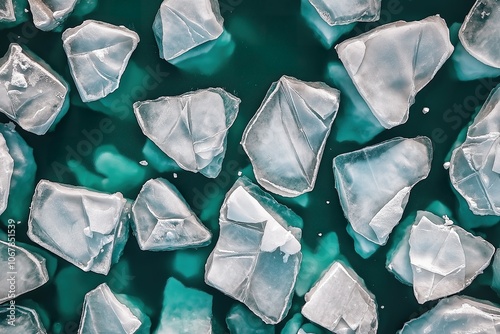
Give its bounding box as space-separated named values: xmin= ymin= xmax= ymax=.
xmin=134 ymin=88 xmax=240 ymax=178
xmin=308 ymin=0 xmax=380 ymax=25
xmin=336 ymin=16 xmax=453 ymax=129
xmin=0 ymin=305 xmax=47 ymax=333
xmin=62 ymin=20 xmax=139 ymax=102
xmin=333 ymin=137 xmax=432 ymax=258
xmin=27 ymin=0 xmax=78 ymax=31
xmin=131 ymin=178 xmax=211 ymax=251
xmin=241 ymin=75 xmax=340 ymax=197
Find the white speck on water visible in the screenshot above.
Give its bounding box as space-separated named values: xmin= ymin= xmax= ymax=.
xmin=443 ymin=162 xmax=450 ymax=169
xmin=237 ymin=171 xmax=242 ymax=176
xmin=139 ymin=160 xmax=148 ymax=166
xmin=318 ymin=233 xmax=323 ymax=237
xmin=326 ymin=200 xmax=330 ymax=204
xmin=173 ymin=173 xmax=178 ymax=178
xmin=422 ymin=107 xmax=430 ymax=114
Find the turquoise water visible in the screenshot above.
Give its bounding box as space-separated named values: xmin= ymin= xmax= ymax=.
xmin=1 ymin=0 xmax=500 ymax=332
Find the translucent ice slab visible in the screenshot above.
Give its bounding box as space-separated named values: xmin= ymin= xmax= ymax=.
xmin=242 ymin=75 xmax=339 ymax=197
xmin=336 ymin=16 xmax=453 ymax=129
xmin=205 ymin=177 xmax=302 ymax=324
xmin=62 ymin=20 xmax=139 ymax=102
xmin=0 ymin=304 xmax=47 ymax=333
xmin=0 ymin=133 xmax=13 ymax=215
xmin=27 ymin=180 xmax=130 ymax=275
xmin=27 ymin=0 xmax=78 ymax=31
xmin=134 ymin=88 xmax=240 ymax=178
xmin=0 ymin=43 xmax=70 ymax=135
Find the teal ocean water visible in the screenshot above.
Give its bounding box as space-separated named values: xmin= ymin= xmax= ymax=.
xmin=1 ymin=0 xmax=500 ymax=332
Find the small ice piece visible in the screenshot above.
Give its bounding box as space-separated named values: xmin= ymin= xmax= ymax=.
xmin=131 ymin=178 xmax=211 ymax=251
xmin=0 ymin=305 xmax=47 ymax=333
xmin=27 ymin=180 xmax=130 ymax=275
xmin=302 ymin=261 xmax=378 ymax=334
xmin=399 ymin=296 xmax=500 ymax=333
xmin=62 ymin=20 xmax=140 ymax=102
xmin=156 ymin=277 xmax=213 ymax=334
xmin=27 ymin=0 xmax=78 ymax=31
xmin=0 ymin=240 xmax=49 ymax=303
xmin=226 ymin=304 xmax=274 ymax=334
xmin=422 ymin=107 xmax=430 ymax=114
xmin=308 ymin=0 xmax=380 ymax=25
xmin=79 ymin=283 xmax=150 ymax=334
xmin=0 ymin=43 xmax=70 ymax=135
xmin=333 ymin=137 xmax=432 ymax=258
xmin=134 ymin=88 xmax=240 ymax=178
xmin=0 ymin=133 xmax=13 ymax=215
xmin=0 ymin=0 xmax=15 ymax=22
xmin=205 ymin=177 xmax=302 ymax=324
xmin=153 ymin=0 xmax=224 ymax=61
xmin=241 ymin=75 xmax=340 ymax=197
xmin=336 ymin=16 xmax=453 ymax=129
xmin=459 ymin=0 xmax=500 ymax=68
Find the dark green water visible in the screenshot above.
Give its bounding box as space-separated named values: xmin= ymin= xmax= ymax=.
xmin=1 ymin=0 xmax=500 ymax=332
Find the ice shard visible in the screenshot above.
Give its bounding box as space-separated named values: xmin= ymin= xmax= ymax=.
xmin=153 ymin=0 xmax=224 ymax=61
xmin=134 ymin=88 xmax=240 ymax=178
xmin=131 ymin=178 xmax=211 ymax=251
xmin=27 ymin=180 xmax=130 ymax=275
xmin=302 ymin=261 xmax=378 ymax=334
xmin=78 ymin=283 xmax=150 ymax=334
xmin=62 ymin=20 xmax=139 ymax=102
xmin=336 ymin=16 xmax=453 ymax=129
xmin=0 ymin=43 xmax=70 ymax=135
xmin=459 ymin=0 xmax=500 ymax=69
xmin=241 ymin=75 xmax=340 ymax=197
xmin=333 ymin=137 xmax=432 ymax=258
xmin=387 ymin=211 xmax=494 ymax=304
xmin=399 ymin=296 xmax=500 ymax=333
xmin=0 ymin=133 xmax=13 ymax=215
xmin=0 ymin=305 xmax=47 ymax=333
xmin=27 ymin=0 xmax=78 ymax=31
xmin=450 ymin=84 xmax=500 ymax=216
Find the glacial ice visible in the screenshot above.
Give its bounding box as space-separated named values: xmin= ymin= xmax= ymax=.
xmin=131 ymin=178 xmax=211 ymax=251
xmin=153 ymin=0 xmax=224 ymax=61
xmin=79 ymin=283 xmax=150 ymax=334
xmin=27 ymin=180 xmax=130 ymax=275
xmin=459 ymin=0 xmax=500 ymax=69
xmin=386 ymin=211 xmax=494 ymax=304
xmin=0 ymin=0 xmax=15 ymax=22
xmin=0 ymin=133 xmax=13 ymax=215
xmin=399 ymin=296 xmax=500 ymax=333
xmin=134 ymin=88 xmax=240 ymax=178
xmin=0 ymin=43 xmax=70 ymax=135
xmin=451 ymin=40 xmax=500 ymax=81
xmin=226 ymin=304 xmax=274 ymax=334
xmin=0 ymin=304 xmax=47 ymax=333
xmin=0 ymin=0 xmax=28 ymax=26
xmin=336 ymin=16 xmax=453 ymax=129
xmin=27 ymin=0 xmax=78 ymax=31
xmin=333 ymin=137 xmax=433 ymax=258
xmin=62 ymin=20 xmax=139 ymax=102
xmin=302 ymin=261 xmax=378 ymax=334
xmin=308 ymin=0 xmax=380 ymax=25
xmin=241 ymin=75 xmax=340 ymax=197
xmin=156 ymin=277 xmax=213 ymax=334
xmin=205 ymin=177 xmax=302 ymax=324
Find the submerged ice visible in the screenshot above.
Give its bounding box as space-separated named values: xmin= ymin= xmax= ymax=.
xmin=242 ymin=76 xmax=339 ymax=197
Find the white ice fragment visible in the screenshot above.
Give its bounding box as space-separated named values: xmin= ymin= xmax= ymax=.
xmin=27 ymin=0 xmax=78 ymax=31
xmin=0 ymin=133 xmax=13 ymax=215
xmin=0 ymin=0 xmax=15 ymax=22
xmin=308 ymin=0 xmax=381 ymax=25
xmin=0 ymin=305 xmax=47 ymax=333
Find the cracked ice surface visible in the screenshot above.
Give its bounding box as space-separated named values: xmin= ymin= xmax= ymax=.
xmin=205 ymin=177 xmax=302 ymax=324
xmin=153 ymin=0 xmax=224 ymax=61
xmin=450 ymin=84 xmax=500 ymax=216
xmin=333 ymin=137 xmax=432 ymax=257
xmin=302 ymin=261 xmax=378 ymax=333
xmin=241 ymin=75 xmax=339 ymax=197
xmin=459 ymin=0 xmax=500 ymax=68
xmin=134 ymin=88 xmax=240 ymax=178
xmin=27 ymin=180 xmax=130 ymax=275
xmin=308 ymin=0 xmax=380 ymax=25
xmin=62 ymin=20 xmax=139 ymax=102
xmin=0 ymin=43 xmax=69 ymax=135
xmin=0 ymin=305 xmax=47 ymax=333
xmin=336 ymin=16 xmax=453 ymax=129
xmin=399 ymin=296 xmax=500 ymax=333
xmin=27 ymin=0 xmax=78 ymax=31
xmin=0 ymin=0 xmax=15 ymax=22
xmin=131 ymin=178 xmax=211 ymax=251
xmin=387 ymin=211 xmax=494 ymax=304
xmin=0 ymin=133 xmax=13 ymax=215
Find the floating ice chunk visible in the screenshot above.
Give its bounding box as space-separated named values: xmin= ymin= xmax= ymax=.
xmin=79 ymin=283 xmax=150 ymax=334
xmin=205 ymin=177 xmax=302 ymax=324
xmin=242 ymin=75 xmax=339 ymax=197
xmin=451 ymin=40 xmax=500 ymax=81
xmin=308 ymin=0 xmax=380 ymax=25
xmin=302 ymin=261 xmax=378 ymax=334
xmin=156 ymin=277 xmax=213 ymax=334
xmin=459 ymin=0 xmax=500 ymax=68
xmin=0 ymin=133 xmax=13 ymax=215
xmin=153 ymin=0 xmax=224 ymax=61
xmin=131 ymin=178 xmax=211 ymax=251
xmin=27 ymin=0 xmax=78 ymax=31
xmin=62 ymin=20 xmax=139 ymax=103
xmin=226 ymin=304 xmax=274 ymax=334
xmin=336 ymin=16 xmax=453 ymax=129
xmin=0 ymin=304 xmax=47 ymax=333
xmin=0 ymin=43 xmax=70 ymax=134
xmin=27 ymin=180 xmax=130 ymax=275
xmin=0 ymin=0 xmax=15 ymax=22
xmin=0 ymin=240 xmax=49 ymax=303
xmin=134 ymin=88 xmax=240 ymax=178
xmin=399 ymin=296 xmax=500 ymax=333
xmin=333 ymin=137 xmax=432 ymax=258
